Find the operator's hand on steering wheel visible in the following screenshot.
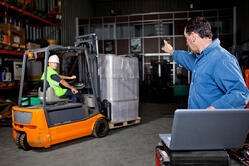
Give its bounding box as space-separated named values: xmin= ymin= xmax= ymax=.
xmin=71 ymin=75 xmax=77 ymax=79
xmin=71 ymin=88 xmax=78 ymax=94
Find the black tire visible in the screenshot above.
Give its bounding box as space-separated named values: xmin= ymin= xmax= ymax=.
xmin=93 ymin=118 xmax=109 ymax=138
xmin=15 ymin=133 xmax=22 ymax=148
xmin=20 ymin=133 xmax=30 ymax=151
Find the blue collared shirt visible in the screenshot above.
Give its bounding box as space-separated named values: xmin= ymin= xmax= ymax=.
xmin=172 ymin=38 xmax=249 ymax=109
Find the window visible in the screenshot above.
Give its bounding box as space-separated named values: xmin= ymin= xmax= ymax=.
xmin=144 ymin=21 xmax=173 ymax=36
xmin=90 ymin=24 xmax=103 ymax=40
xmin=116 ymin=23 xmax=129 ymax=39
xmin=130 ymin=22 xmax=142 ymax=37
xmin=104 ymin=24 xmax=115 ymax=40
xmin=144 ymin=21 xmax=157 ymax=36
xmin=161 ymin=21 xmax=173 ymax=36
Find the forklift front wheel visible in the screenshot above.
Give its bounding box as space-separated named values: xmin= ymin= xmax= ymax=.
xmin=15 ymin=132 xmax=22 ymax=148
xmin=93 ymin=118 xmax=109 ymax=138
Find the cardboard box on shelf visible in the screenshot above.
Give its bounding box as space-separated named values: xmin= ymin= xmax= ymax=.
xmin=0 ymin=29 xmax=10 ymax=45
xmin=26 ymin=42 xmax=41 ymax=50
xmin=0 ymin=82 xmax=8 ymax=88
xmin=0 ymin=24 xmax=25 ymax=47
xmin=17 ymin=0 xmax=25 ymax=4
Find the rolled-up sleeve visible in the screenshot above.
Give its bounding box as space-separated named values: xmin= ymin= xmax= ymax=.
xmin=172 ymin=51 xmax=196 ymax=72
xmin=212 ymin=57 xmax=249 ymax=108
xmin=51 ymin=74 xmax=61 ymax=82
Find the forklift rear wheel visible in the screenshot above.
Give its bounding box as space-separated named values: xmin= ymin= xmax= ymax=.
xmin=15 ymin=132 xmax=22 ymax=148
xmin=93 ymin=118 xmax=109 ymax=138
xmin=20 ymin=133 xmax=30 ymax=151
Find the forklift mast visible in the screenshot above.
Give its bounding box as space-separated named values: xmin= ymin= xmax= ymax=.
xmin=75 ymin=33 xmax=101 ymax=110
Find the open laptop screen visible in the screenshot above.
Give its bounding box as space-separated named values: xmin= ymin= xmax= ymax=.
xmin=167 ymin=109 xmax=249 ymax=150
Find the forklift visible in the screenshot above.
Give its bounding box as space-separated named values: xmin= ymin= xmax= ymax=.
xmin=12 ymin=34 xmax=110 ymax=150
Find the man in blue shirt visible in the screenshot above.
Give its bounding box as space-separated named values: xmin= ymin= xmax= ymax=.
xmin=162 ymin=17 xmax=249 ymax=109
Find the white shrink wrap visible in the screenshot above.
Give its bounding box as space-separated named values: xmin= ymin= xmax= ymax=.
xmin=99 ymin=54 xmax=139 ymax=122
xmin=99 ymin=54 xmax=139 ymax=79
xmin=100 ymin=78 xmax=139 ymax=101
xmin=110 ymin=100 xmax=139 ymax=122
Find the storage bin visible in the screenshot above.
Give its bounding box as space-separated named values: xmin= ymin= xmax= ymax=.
xmin=21 ymin=97 xmax=41 ymax=106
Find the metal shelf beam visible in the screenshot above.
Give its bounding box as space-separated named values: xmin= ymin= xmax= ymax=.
xmin=0 ymin=49 xmax=23 ymax=56
xmin=0 ymin=1 xmax=61 ymax=29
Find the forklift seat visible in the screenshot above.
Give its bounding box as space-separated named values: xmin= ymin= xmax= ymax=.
xmin=38 ymin=87 xmax=70 ymax=104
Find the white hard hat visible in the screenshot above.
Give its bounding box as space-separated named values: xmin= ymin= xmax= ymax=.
xmin=48 ymin=55 xmax=60 ymax=64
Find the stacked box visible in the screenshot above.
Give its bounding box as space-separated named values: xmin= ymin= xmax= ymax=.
xmin=26 ymin=42 xmax=41 ymax=50
xmin=99 ymin=54 xmax=139 ymax=122
xmin=110 ymin=100 xmax=139 ymax=122
xmin=100 ymin=78 xmax=139 ymax=101
xmin=0 ymin=24 xmax=25 ymax=48
xmin=99 ymin=54 xmax=139 ymax=79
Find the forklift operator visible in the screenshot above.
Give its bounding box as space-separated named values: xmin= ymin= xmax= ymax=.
xmin=41 ymin=55 xmax=79 ymax=103
xmin=161 ymin=16 xmax=249 ymax=109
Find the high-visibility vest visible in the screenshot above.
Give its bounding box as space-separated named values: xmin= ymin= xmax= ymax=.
xmin=41 ymin=66 xmax=67 ymax=97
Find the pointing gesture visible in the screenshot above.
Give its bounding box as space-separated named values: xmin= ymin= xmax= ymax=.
xmin=161 ymin=40 xmax=174 ymax=55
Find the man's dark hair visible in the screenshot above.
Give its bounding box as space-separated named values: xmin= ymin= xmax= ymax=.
xmin=185 ymin=17 xmax=213 ymax=39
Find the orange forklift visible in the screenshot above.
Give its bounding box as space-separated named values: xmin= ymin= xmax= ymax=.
xmin=12 ymin=34 xmax=110 ymax=150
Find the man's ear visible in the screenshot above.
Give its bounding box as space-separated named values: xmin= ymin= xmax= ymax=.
xmin=191 ymin=32 xmax=198 ymax=42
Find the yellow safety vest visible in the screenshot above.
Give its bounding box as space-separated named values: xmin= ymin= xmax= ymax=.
xmin=41 ymin=66 xmax=67 ymax=96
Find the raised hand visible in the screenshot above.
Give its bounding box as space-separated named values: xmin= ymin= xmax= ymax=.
xmin=161 ymin=40 xmax=174 ymax=55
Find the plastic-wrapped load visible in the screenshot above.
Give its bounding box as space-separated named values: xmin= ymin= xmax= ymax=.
xmin=100 ymin=78 xmax=139 ymax=101
xmin=99 ymin=54 xmax=139 ymax=122
xmin=99 ymin=54 xmax=139 ymax=79
xmin=109 ymin=100 xmax=139 ymax=122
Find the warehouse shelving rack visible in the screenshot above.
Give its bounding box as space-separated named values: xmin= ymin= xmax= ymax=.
xmin=0 ymin=1 xmax=61 ymax=29
xmin=0 ymin=0 xmax=61 ymax=56
xmin=0 ymin=0 xmax=62 ymax=101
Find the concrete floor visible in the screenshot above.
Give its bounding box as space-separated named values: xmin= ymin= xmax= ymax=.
xmin=0 ymin=102 xmax=243 ymax=166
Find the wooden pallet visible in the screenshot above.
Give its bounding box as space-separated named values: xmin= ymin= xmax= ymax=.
xmin=109 ymin=117 xmax=141 ymax=129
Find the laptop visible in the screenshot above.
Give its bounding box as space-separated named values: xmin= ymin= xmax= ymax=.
xmin=159 ymin=109 xmax=249 ymax=151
